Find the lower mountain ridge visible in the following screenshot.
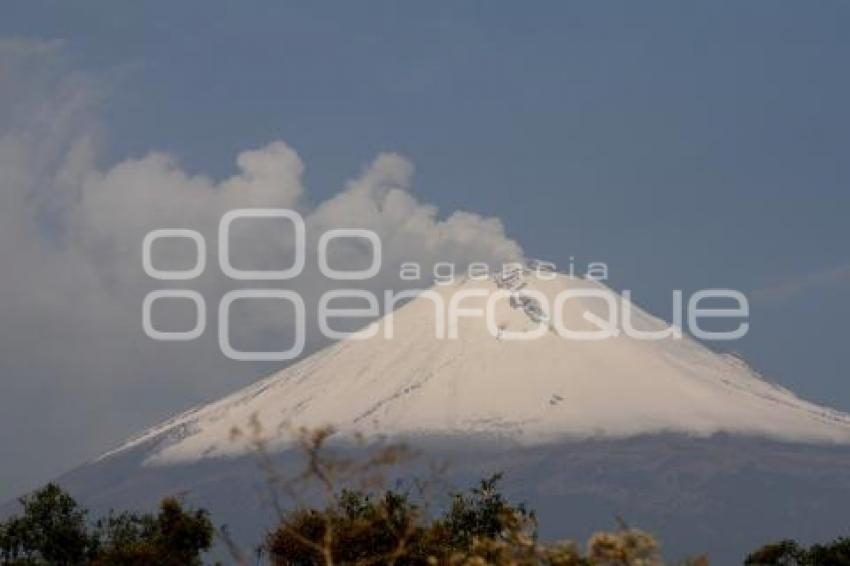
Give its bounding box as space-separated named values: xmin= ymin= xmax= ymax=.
xmin=15 ymin=271 xmax=850 ymax=563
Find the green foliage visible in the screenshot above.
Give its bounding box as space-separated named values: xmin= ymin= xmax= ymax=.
xmin=3 ymin=431 xmax=848 ymax=566
xmin=0 ymin=483 xmax=96 ymax=565
xmin=266 ymin=474 xmax=537 ymax=564
xmin=92 ymin=497 xmax=213 ymax=566
xmin=745 ymin=536 xmax=850 ymax=565
xmin=266 ymin=473 xmax=661 ymax=565
xmin=441 ymin=472 xmax=535 ymax=549
xmin=808 ymin=537 xmax=850 ymax=565
xmin=0 ymin=486 xmax=212 ymax=566
xmin=267 ymin=488 xmax=426 ymax=564
xmin=248 ymin=426 xmax=670 ymax=565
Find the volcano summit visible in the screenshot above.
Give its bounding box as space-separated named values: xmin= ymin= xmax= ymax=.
xmin=37 ymin=270 xmax=850 ymax=563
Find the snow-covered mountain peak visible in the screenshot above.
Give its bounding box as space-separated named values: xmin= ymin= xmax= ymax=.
xmin=104 ymin=271 xmax=850 ymax=465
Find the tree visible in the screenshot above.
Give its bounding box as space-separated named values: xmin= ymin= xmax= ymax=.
xmin=267 ymin=488 xmax=428 ymax=564
xmin=807 ymin=537 xmax=850 ymax=565
xmin=93 ymin=497 xmax=214 ymax=566
xmin=255 ymin=426 xmax=666 ymax=565
xmin=440 ymin=473 xmax=535 ymax=549
xmin=266 ymin=474 xmax=661 ymax=566
xmin=745 ymin=536 xmax=850 ymax=565
xmin=0 ymin=485 xmax=213 ymax=566
xmin=0 ymin=483 xmax=97 ymax=565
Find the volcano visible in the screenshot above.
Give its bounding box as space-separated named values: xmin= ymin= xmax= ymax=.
xmin=24 ymin=270 xmax=850 ymax=563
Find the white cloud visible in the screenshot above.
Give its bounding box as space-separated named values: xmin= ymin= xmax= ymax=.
xmin=751 ymin=263 xmax=850 ymax=305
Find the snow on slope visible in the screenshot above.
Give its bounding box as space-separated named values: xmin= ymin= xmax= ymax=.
xmin=105 ymin=270 xmax=850 ymax=465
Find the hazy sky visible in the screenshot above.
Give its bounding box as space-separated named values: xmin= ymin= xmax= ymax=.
xmin=1 ymin=1 xmax=849 ymax=501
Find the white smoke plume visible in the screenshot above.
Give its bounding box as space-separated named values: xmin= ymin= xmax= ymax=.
xmin=0 ymin=39 xmax=523 ymax=498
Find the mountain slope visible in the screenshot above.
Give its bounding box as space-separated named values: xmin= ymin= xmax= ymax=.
xmin=17 ymin=269 xmax=850 ymax=563
xmin=105 ymin=270 xmax=850 ymax=466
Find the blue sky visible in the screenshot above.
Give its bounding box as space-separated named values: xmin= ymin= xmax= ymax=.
xmin=1 ymin=1 xmax=849 ymax=499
